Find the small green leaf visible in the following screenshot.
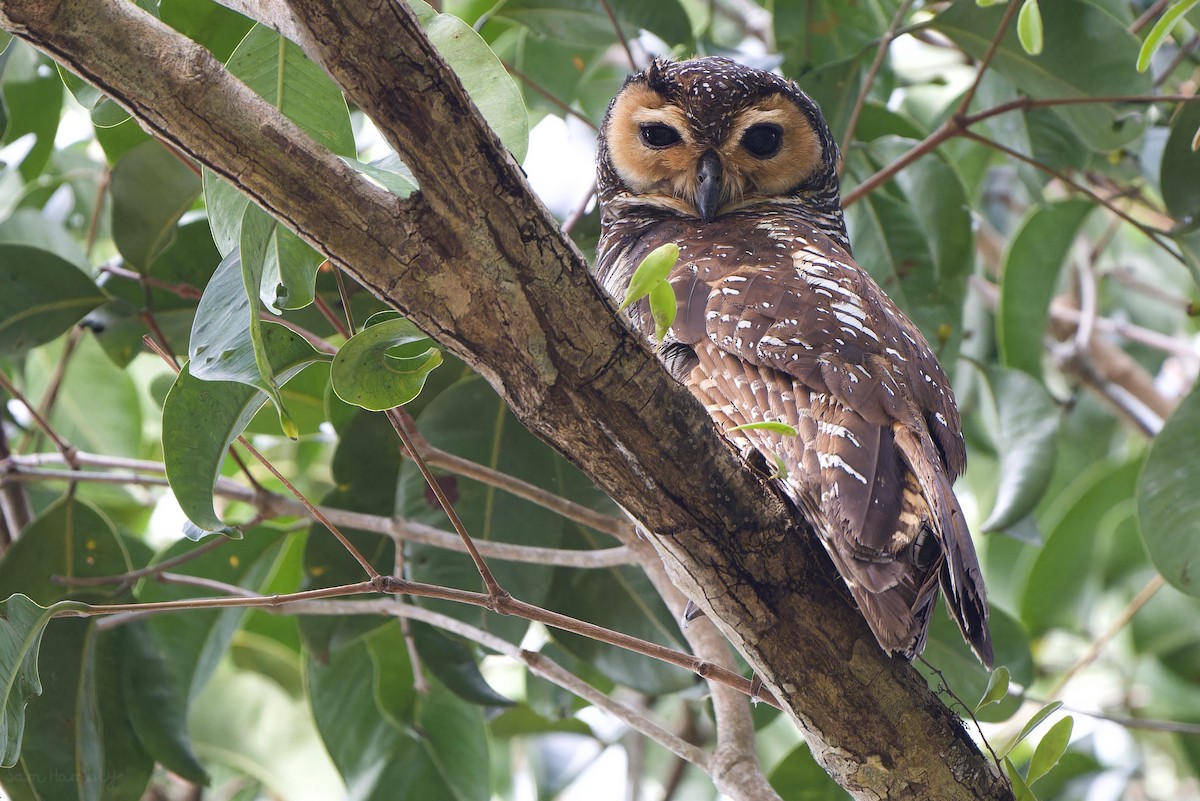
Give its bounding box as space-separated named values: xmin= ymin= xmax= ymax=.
xmin=0 ymin=244 xmax=105 ymax=356
xmin=728 ymin=421 xmax=800 ymax=437
xmin=770 ymin=453 xmax=789 ymax=481
xmin=975 ymin=664 xmax=1011 ymax=713
xmin=1016 ymin=0 xmax=1043 ymax=56
xmin=1027 ymin=715 xmax=1073 ymax=785
xmin=648 ymin=279 xmax=677 ymax=345
xmin=343 ymin=153 xmax=418 ymax=198
xmin=0 ymin=594 xmax=60 ymax=768
xmin=331 ymin=313 xmax=443 ymax=411
xmin=1137 ymin=0 xmax=1200 ymax=72
xmin=617 ymin=243 xmax=680 ymax=312
xmin=1003 ymin=757 xmax=1038 ymax=801
xmin=1004 ymin=700 xmax=1063 ymax=757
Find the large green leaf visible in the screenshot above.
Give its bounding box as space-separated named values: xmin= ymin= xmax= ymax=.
xmin=1022 ymin=460 xmax=1141 ymax=633
xmin=163 ymin=323 xmax=326 ymax=532
xmin=1138 ymin=383 xmax=1200 ymax=596
xmin=307 ymin=627 xmax=488 ymax=801
xmin=110 ymin=140 xmax=202 ymax=271
xmin=400 ymin=376 xmax=566 ymax=643
xmin=845 ymin=139 xmax=973 ymax=362
xmin=997 ymin=200 xmax=1094 ymax=379
xmin=775 ymin=0 xmax=892 ymax=73
xmin=410 ymin=0 xmax=530 ymax=161
xmin=979 ymin=365 xmax=1060 ymax=532
xmin=0 ymin=595 xmax=57 ymax=768
xmin=935 ymin=0 xmax=1151 ymax=152
xmin=1 ymin=48 xmax=62 ymax=180
xmin=0 ymin=244 xmax=104 ymax=355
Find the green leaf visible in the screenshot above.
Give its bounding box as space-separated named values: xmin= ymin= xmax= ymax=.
xmin=845 ymin=140 xmax=973 ymax=361
xmin=2 ymin=51 xmax=63 ymax=179
xmin=979 ymin=365 xmax=1059 ymax=532
xmin=768 ymin=742 xmax=852 ymax=800
xmin=331 ymin=313 xmax=443 ymax=411
xmin=239 ymin=204 xmax=298 ymax=435
xmin=1137 ymin=0 xmax=1200 ymax=72
xmin=1022 ymin=460 xmax=1141 ymax=634
xmin=935 ymin=0 xmax=1151 ymax=151
xmin=0 ymin=244 xmax=105 ymax=355
xmin=307 ymin=634 xmax=486 ymax=801
xmin=1161 ymin=102 xmax=1200 ymax=223
xmin=497 ymin=0 xmax=692 ymax=52
xmin=0 ymin=595 xmax=58 ymax=768
xmin=1027 ymin=715 xmax=1073 ymax=785
xmin=163 ymin=324 xmax=325 ymax=532
xmin=1138 ymin=383 xmax=1200 ymax=596
xmin=343 ymin=153 xmax=419 ymax=197
xmin=56 ymin=67 xmax=129 ymax=128
xmin=648 ymin=279 xmax=676 ymax=345
xmin=1016 ymin=0 xmax=1043 ymax=56
xmin=728 ymin=421 xmax=799 ymax=437
xmin=203 ymin=23 xmax=352 ymax=299
xmin=617 ymin=243 xmax=680 ymax=312
xmin=409 ymin=621 xmax=514 ymax=707
xmin=1003 ymin=756 xmax=1038 ymax=801
xmin=409 ymin=0 xmax=530 ymax=161
xmin=917 ymin=606 xmax=1032 ymax=724
xmin=110 ymin=140 xmax=202 ymax=271
xmin=997 ymin=200 xmax=1093 ymax=379
xmin=121 ymin=622 xmax=209 ymax=784
xmin=975 ymin=664 xmax=1011 ymax=713
xmin=1005 ymin=701 xmax=1063 ymax=757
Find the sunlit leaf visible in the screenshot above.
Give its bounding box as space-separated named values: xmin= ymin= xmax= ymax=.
xmin=1016 ymin=0 xmax=1043 ymax=56
xmin=1004 ymin=756 xmax=1038 ymax=801
xmin=617 ymin=243 xmax=680 ymax=312
xmin=1004 ymin=701 xmax=1063 ymax=757
xmin=648 ymin=279 xmax=676 ymax=345
xmin=1027 ymin=715 xmax=1073 ymax=785
xmin=1137 ymin=0 xmax=1200 ymax=72
xmin=976 ymin=665 xmax=1011 ymax=713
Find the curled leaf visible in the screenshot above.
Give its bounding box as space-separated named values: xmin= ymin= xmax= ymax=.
xmin=618 ymin=243 xmax=681 ymax=312
xmin=648 ymin=280 xmax=677 ymax=345
xmin=1017 ymin=0 xmax=1043 ymax=56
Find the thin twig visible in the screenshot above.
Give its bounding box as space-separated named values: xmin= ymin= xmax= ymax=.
xmin=598 ymin=0 xmax=636 ymax=69
xmin=0 ymin=368 xmax=78 ymax=469
xmin=955 ymin=0 xmax=1022 ymax=117
xmin=234 ymin=436 xmax=381 ymax=579
xmin=313 ymin=288 xmax=351 ymax=339
xmin=503 ymin=62 xmax=600 ymax=131
xmin=562 ymin=181 xmax=597 ymax=235
xmin=4 ymin=461 xmax=636 ymax=568
xmin=962 ymin=129 xmax=1184 ymax=264
xmin=1131 ymin=0 xmax=1174 ymax=35
xmin=99 ymin=262 xmax=204 ymax=300
xmin=385 ymin=408 xmax=506 ymax=599
xmin=841 ymin=0 xmax=916 ymax=156
xmin=332 ymin=263 xmax=357 ymax=334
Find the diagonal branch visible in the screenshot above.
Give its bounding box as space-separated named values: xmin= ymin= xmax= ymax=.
xmin=0 ymin=0 xmax=1012 ymax=797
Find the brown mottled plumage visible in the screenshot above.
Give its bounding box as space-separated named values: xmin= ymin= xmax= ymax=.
xmin=595 ymin=56 xmax=991 ymax=665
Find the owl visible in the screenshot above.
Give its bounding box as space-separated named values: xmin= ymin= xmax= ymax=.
xmin=594 ymin=56 xmax=992 ymax=666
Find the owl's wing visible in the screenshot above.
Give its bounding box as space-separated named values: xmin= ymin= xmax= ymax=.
xmin=667 ymin=224 xmax=990 ymax=664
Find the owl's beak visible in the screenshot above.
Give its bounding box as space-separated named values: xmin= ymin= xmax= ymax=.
xmin=695 ymin=150 xmax=723 ymax=223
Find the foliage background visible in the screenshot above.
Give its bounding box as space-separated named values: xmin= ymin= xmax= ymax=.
xmin=1 ymin=0 xmax=1200 ymax=799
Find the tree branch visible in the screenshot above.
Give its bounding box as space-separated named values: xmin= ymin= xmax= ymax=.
xmin=0 ymin=0 xmax=1011 ymax=797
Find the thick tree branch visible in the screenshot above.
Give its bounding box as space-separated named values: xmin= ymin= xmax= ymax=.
xmin=0 ymin=0 xmax=1011 ymax=797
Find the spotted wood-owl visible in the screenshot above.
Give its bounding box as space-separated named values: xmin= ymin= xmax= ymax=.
xmin=595 ymin=56 xmax=992 ymax=665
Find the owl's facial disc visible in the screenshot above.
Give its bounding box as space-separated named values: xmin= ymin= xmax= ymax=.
xmin=604 ymin=78 xmax=826 ymax=220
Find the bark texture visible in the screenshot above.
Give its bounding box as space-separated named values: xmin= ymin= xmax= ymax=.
xmin=0 ymin=0 xmax=1014 ymax=798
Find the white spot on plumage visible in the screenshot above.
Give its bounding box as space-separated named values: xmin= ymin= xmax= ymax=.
xmin=818 ymin=452 xmax=867 ymax=484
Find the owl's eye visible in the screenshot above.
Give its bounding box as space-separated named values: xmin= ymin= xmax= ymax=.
xmin=639 ymin=123 xmax=682 ymax=149
xmin=741 ymin=124 xmax=783 ymax=158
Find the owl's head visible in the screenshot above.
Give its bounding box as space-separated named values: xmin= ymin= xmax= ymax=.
xmin=597 ymin=57 xmax=842 ymax=224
